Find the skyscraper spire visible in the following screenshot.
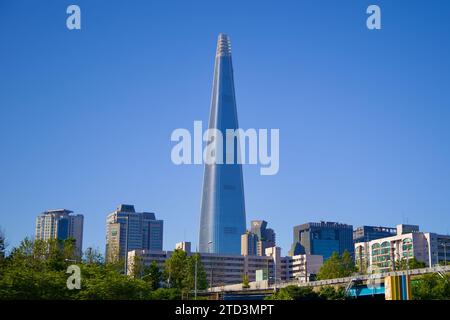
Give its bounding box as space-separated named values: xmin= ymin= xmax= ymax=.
xmin=199 ymin=34 xmax=246 ymax=254
xmin=216 ymin=33 xmax=232 ymax=57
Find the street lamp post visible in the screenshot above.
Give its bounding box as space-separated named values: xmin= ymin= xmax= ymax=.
xmin=123 ymin=215 xmax=129 ymax=275
xmin=167 ymin=269 xmax=171 ymax=288
xmin=304 ymin=259 xmax=308 ymax=284
xmin=273 ymin=257 xmax=277 ymax=293
xmin=440 ymin=242 xmax=447 ymax=266
xmin=194 ymin=246 xmax=198 ymax=300
xmin=64 ymin=258 xmax=77 ymax=263
xmin=208 ymin=241 xmax=213 ymax=291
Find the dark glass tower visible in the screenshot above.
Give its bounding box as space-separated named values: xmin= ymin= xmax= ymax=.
xmin=288 ymin=221 xmax=354 ymax=260
xmin=199 ymin=34 xmax=246 ymax=254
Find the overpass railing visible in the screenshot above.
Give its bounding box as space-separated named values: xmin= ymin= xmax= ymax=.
xmin=275 ymin=265 xmax=450 ymax=289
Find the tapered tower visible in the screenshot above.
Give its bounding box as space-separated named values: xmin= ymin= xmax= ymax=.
xmin=199 ymin=34 xmax=246 ymax=254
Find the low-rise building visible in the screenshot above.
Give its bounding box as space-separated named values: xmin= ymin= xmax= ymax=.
xmin=290 ymin=254 xmax=323 ymax=282
xmin=128 ymin=242 xmax=323 ymax=287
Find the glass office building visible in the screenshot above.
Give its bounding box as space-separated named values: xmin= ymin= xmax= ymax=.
xmin=106 ymin=204 xmax=163 ymax=262
xmin=289 ymin=221 xmax=354 ymax=261
xmin=199 ymin=34 xmax=246 ymax=254
xmin=353 ymin=225 xmax=397 ymax=243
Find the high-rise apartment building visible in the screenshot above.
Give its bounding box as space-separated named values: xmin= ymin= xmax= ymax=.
xmin=289 ymin=221 xmax=354 ymax=260
xmin=199 ymin=34 xmax=246 ymax=254
xmin=35 ymin=209 xmax=84 ymax=257
xmin=105 ymin=204 xmax=163 ymax=262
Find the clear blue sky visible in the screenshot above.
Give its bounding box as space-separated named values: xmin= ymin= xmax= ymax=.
xmin=1 ymin=0 xmax=450 ymax=256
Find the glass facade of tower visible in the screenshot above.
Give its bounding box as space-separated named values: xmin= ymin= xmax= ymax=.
xmin=199 ymin=34 xmax=246 ymax=254
xmin=289 ymin=221 xmax=354 ymax=261
xmin=353 ymin=225 xmax=397 ymax=243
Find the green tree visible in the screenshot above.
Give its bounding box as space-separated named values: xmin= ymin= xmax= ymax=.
xmin=183 ymin=253 xmax=208 ymax=295
xmin=266 ymin=286 xmax=319 ymax=300
xmin=395 ymin=257 xmax=426 ymax=271
xmin=0 ymin=238 xmax=78 ymax=299
xmin=83 ymin=247 xmax=104 ymax=265
xmin=411 ymin=273 xmax=450 ymax=300
xmin=75 ymin=263 xmax=151 ymax=300
xmin=242 ymin=274 xmax=250 ymax=289
xmin=0 ymin=228 xmax=6 ymax=272
xmin=163 ymin=250 xmax=208 ymax=297
xmin=0 ymin=237 xmax=164 ymax=300
xmin=149 ymin=288 xmax=181 ymax=300
xmin=341 ymin=250 xmax=354 ymax=272
xmin=142 ymin=261 xmax=163 ymax=291
xmin=318 ymin=286 xmax=347 ymax=300
xmin=164 ymin=249 xmax=188 ymax=289
xmin=317 ymin=251 xmax=356 ymax=280
xmin=0 ymin=227 xmax=6 ymax=260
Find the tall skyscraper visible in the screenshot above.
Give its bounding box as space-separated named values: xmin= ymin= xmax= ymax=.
xmin=35 ymin=209 xmax=84 ymax=257
xmin=289 ymin=221 xmax=354 ymax=260
xmin=199 ymin=34 xmax=246 ymax=254
xmin=105 ymin=204 xmax=163 ymax=262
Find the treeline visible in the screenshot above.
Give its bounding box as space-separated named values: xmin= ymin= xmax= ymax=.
xmin=0 ymin=236 xmax=207 ymax=300
xmin=266 ymin=286 xmax=348 ymax=300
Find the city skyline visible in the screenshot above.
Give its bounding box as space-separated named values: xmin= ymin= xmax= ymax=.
xmin=1 ymin=1 xmax=450 ymax=256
